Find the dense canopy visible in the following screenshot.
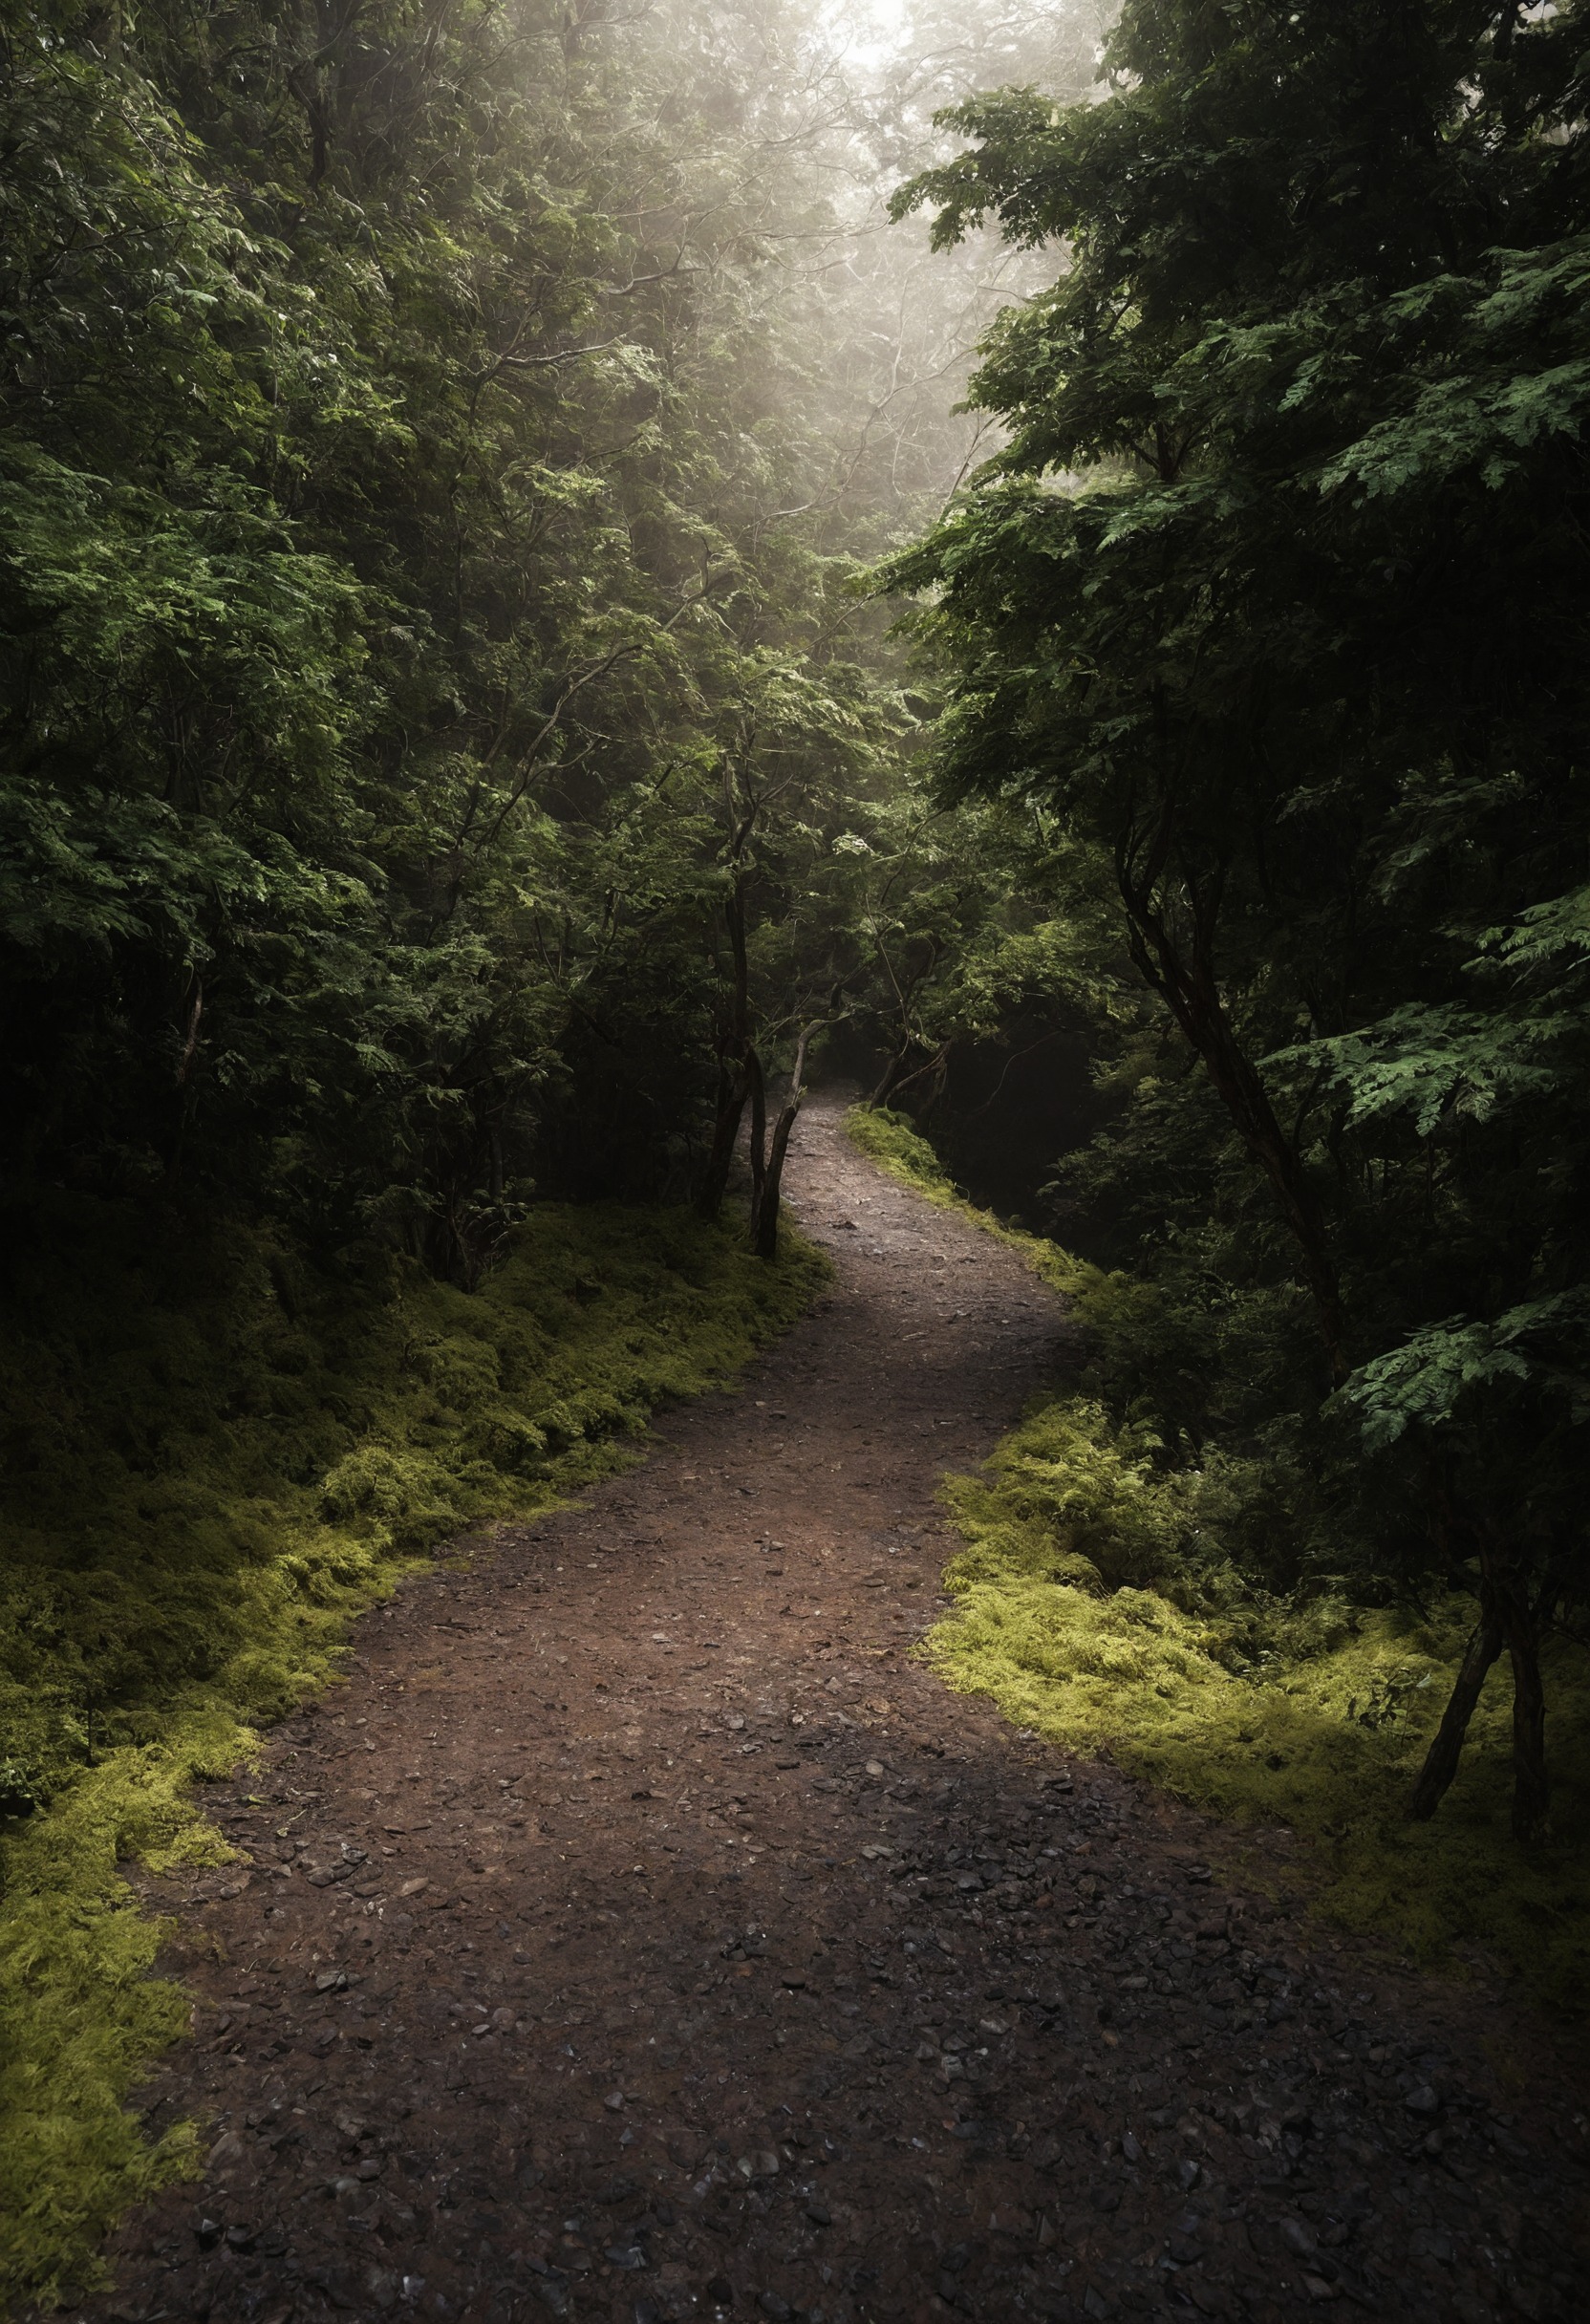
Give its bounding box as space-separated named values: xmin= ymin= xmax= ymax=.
xmin=887 ymin=0 xmax=1590 ymax=1839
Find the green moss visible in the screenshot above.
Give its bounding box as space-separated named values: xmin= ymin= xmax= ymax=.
xmin=847 ymin=1103 xmax=1590 ymax=2013
xmin=844 ymin=1105 xmax=1091 ymax=1300
xmin=929 ymin=1404 xmax=1590 ymax=2015
xmin=844 ymin=1103 xmax=963 ymax=1206
xmin=0 ymin=1193 xmax=827 ymax=2313
xmin=927 ymin=1521 xmax=1590 ymax=2010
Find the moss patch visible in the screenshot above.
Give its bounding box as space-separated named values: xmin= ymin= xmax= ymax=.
xmin=844 ymin=1104 xmax=1085 ymax=1296
xmin=847 ymin=1103 xmax=1590 ymax=2015
xmin=0 ymin=1193 xmax=826 ymax=2313
xmin=931 ymin=1450 xmax=1590 ymax=2009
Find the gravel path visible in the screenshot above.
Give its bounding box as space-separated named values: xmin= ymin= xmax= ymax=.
xmin=84 ymin=1098 xmax=1586 ymax=2324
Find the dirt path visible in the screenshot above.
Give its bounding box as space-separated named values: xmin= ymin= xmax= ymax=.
xmin=87 ymin=1099 xmax=1584 ymax=2324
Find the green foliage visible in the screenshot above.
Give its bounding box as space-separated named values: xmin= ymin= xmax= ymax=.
xmin=944 ymin=1401 xmax=1199 ymax=1597
xmin=1342 ymin=1292 xmax=1590 ymax=1454
xmin=882 ymin=0 xmax=1590 ymax=1836
xmin=939 ymin=1395 xmax=1342 ymax=1654
xmin=0 ymin=0 xmax=969 ymax=1235
xmin=831 ymin=795 xmax=1126 ymax=1110
xmin=0 ymin=1194 xmax=825 ymax=2311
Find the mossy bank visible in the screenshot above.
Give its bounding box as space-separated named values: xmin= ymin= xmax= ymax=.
xmin=0 ymin=1193 xmax=826 ymax=2313
xmin=848 ymin=1106 xmax=1590 ymax=2015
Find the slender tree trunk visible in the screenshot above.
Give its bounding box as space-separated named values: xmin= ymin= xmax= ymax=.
xmin=916 ymin=1044 xmax=951 ymax=1120
xmin=1492 ymin=1563 xmax=1550 ymax=1842
xmin=754 ymin=1026 xmax=812 ymax=1259
xmin=1507 ymin=1624 xmax=1550 ymax=1842
xmin=745 ymin=1043 xmax=768 ymax=1239
xmin=176 ymin=977 xmax=204 ymax=1086
xmin=1407 ymin=1598 xmax=1504 ymax=1820
xmin=869 ymin=1048 xmax=907 ymax=1108
xmin=1410 ymin=1524 xmax=1553 ymax=1839
xmin=885 ymin=1042 xmax=951 ymax=1113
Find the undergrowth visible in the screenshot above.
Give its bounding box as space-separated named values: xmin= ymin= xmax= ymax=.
xmin=0 ymin=1192 xmax=826 ymax=2313
xmin=844 ymin=1103 xmax=1086 ymax=1299
xmin=847 ymin=1106 xmax=1590 ymax=2013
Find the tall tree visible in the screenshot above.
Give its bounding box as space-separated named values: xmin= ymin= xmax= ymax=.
xmin=885 ymin=0 xmax=1590 ymax=1838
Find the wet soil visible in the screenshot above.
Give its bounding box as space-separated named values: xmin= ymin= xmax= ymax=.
xmin=80 ymin=1100 xmax=1587 ymax=2324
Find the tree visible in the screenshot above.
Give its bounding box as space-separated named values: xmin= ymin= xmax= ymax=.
xmin=885 ymin=0 xmax=1590 ymax=1839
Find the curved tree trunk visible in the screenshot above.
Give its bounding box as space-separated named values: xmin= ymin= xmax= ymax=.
xmin=1407 ymin=1595 xmax=1504 ymax=1821
xmin=1407 ymin=1518 xmax=1555 ymax=1838
xmin=869 ymin=1047 xmax=908 ymax=1108
xmin=1116 ymin=841 xmax=1350 ymax=1386
xmin=753 ymin=1025 xmax=812 ymax=1259
xmin=696 ymin=840 xmax=754 ymax=1220
xmin=884 ymin=1041 xmax=951 ymax=1117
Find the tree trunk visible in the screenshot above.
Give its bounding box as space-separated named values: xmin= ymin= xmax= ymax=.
xmin=916 ymin=1045 xmax=951 ymax=1120
xmin=175 ymin=977 xmax=204 ymax=1086
xmin=869 ymin=1048 xmax=907 ymax=1108
xmin=885 ymin=1042 xmax=951 ymax=1114
xmin=1494 ymin=1572 xmax=1550 ymax=1842
xmin=696 ymin=1059 xmax=747 ymax=1221
xmin=1121 ymin=888 xmax=1350 ymax=1384
xmin=745 ymin=1043 xmax=768 ymax=1239
xmin=1508 ymin=1625 xmax=1550 ymax=1842
xmin=697 ymin=845 xmax=754 ymax=1220
xmin=1407 ymin=1600 xmax=1504 ymax=1820
xmin=754 ymin=1027 xmax=811 ymax=1259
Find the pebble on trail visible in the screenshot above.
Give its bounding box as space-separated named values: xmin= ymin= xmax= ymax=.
xmin=88 ymin=1102 xmax=1584 ymax=2324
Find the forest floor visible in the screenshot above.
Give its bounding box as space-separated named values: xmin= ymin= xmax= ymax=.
xmin=73 ymin=1098 xmax=1587 ymax=2324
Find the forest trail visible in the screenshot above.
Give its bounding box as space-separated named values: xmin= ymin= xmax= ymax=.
xmin=87 ymin=1100 xmax=1584 ymax=2324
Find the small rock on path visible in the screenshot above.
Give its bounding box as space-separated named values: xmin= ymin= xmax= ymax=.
xmin=78 ymin=1099 xmax=1587 ymax=2324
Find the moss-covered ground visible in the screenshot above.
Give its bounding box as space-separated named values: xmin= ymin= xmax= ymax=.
xmin=847 ymin=1105 xmax=1590 ymax=2016
xmin=0 ymin=1191 xmax=826 ymax=2312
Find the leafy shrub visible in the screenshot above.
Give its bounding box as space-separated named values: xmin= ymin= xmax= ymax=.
xmin=943 ymin=1400 xmax=1197 ymax=1594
